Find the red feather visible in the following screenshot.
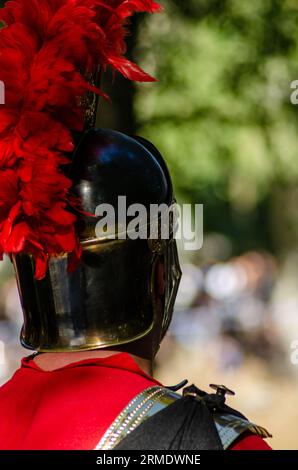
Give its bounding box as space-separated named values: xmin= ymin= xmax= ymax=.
xmin=108 ymin=55 xmax=157 ymax=82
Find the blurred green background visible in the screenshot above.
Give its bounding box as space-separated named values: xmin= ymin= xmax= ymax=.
xmin=100 ymin=0 xmax=298 ymax=258
xmin=1 ymin=0 xmax=298 ymax=449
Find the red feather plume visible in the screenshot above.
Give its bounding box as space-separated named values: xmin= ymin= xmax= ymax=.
xmin=0 ymin=0 xmax=162 ymax=279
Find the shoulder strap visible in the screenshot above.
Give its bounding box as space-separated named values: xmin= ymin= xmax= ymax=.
xmin=95 ymin=385 xmax=271 ymax=450
xmin=95 ymin=386 xmax=179 ymax=450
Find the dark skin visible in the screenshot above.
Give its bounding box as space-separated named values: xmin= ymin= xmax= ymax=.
xmin=33 ymin=259 xmax=166 ymax=376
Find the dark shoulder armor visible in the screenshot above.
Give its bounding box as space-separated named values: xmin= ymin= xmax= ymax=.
xmin=95 ymin=384 xmax=271 ymax=450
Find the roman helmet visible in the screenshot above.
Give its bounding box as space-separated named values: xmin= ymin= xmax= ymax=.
xmin=13 ymin=126 xmax=182 ymax=355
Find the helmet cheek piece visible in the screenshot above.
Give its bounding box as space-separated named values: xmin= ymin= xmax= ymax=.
xmin=148 ymin=215 xmax=182 ymax=343
xmin=162 ymin=238 xmax=182 ymax=339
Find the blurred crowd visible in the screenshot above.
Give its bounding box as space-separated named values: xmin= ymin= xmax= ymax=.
xmin=165 ymin=247 xmax=298 ymax=378
xmin=171 ymin=251 xmax=279 ymax=370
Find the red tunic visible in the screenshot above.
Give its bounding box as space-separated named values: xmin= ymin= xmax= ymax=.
xmin=0 ymin=352 xmax=271 ymax=450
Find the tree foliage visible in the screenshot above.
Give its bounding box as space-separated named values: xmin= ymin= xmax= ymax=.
xmin=135 ymin=0 xmax=298 ymax=253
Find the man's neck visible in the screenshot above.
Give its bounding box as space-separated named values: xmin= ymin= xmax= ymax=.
xmin=33 ymin=350 xmax=153 ymax=376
